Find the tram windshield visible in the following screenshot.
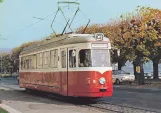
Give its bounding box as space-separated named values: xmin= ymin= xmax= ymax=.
xmin=79 ymin=49 xmax=111 ymax=67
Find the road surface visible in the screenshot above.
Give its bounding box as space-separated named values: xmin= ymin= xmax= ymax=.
xmin=0 ymin=77 xmax=161 ymax=113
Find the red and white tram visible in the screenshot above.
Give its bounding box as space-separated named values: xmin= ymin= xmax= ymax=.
xmin=19 ymin=33 xmax=113 ymax=98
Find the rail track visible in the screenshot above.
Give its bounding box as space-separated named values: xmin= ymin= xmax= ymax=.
xmin=85 ymin=101 xmax=159 ymax=113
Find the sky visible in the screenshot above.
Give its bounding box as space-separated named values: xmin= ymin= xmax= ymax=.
xmin=1 ymin=0 xmax=161 ymax=49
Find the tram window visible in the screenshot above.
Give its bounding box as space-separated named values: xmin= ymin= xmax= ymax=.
xmin=31 ymin=55 xmax=36 ymax=69
xmin=29 ymin=56 xmax=32 ymax=69
xmin=69 ymin=49 xmax=76 ymax=68
xmin=26 ymin=56 xmax=30 ymax=69
xmin=40 ymin=53 xmax=43 ymax=66
xmin=79 ymin=49 xmax=111 ymax=67
xmin=43 ymin=51 xmax=50 ymax=68
xmin=51 ymin=49 xmax=58 ymax=68
xmin=79 ymin=49 xmax=92 ymax=67
xmin=37 ymin=53 xmax=43 ymax=69
xmin=21 ymin=57 xmax=24 ymax=69
xmin=61 ymin=50 xmax=66 ymax=68
xmin=91 ymin=49 xmax=111 ymax=67
xmin=36 ymin=54 xmax=39 ymax=68
xmin=24 ymin=57 xmax=26 ymax=69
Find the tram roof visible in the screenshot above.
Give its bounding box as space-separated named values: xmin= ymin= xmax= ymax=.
xmin=20 ymin=33 xmax=110 ymax=55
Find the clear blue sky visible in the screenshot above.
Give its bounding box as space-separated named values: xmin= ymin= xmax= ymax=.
xmin=1 ymin=0 xmax=161 ymax=49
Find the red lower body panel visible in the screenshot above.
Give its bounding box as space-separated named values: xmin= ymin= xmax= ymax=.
xmin=19 ymin=70 xmax=113 ymax=97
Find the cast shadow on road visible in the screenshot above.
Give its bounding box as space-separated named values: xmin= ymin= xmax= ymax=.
xmin=0 ymin=88 xmax=100 ymax=106
xmin=0 ymin=89 xmax=75 ymax=106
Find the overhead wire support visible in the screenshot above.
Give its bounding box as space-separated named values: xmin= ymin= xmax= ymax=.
xmin=57 ymin=1 xmax=80 ymax=5
xmin=82 ymin=19 xmax=90 ymax=34
xmin=50 ymin=8 xmax=60 ymax=36
xmin=59 ymin=8 xmax=73 ymax=32
xmin=68 ymin=7 xmax=79 ymax=29
xmin=61 ymin=19 xmax=70 ymax=35
xmin=50 ymin=1 xmax=80 ymax=36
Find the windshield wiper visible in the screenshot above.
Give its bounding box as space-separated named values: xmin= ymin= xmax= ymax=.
xmin=100 ymin=60 xmax=107 ymax=66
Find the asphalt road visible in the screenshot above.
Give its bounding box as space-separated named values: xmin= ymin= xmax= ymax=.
xmin=1 ymin=77 xmax=161 ymax=113
xmin=0 ymin=78 xmax=111 ymax=113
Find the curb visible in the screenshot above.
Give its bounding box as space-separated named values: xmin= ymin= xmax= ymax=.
xmin=114 ymin=85 xmax=161 ymax=90
xmin=113 ymin=86 xmax=161 ymax=93
xmin=0 ymin=103 xmax=22 ymax=113
xmin=0 ymin=86 xmax=10 ymax=91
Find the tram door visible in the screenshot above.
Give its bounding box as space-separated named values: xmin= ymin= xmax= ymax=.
xmin=60 ymin=48 xmax=68 ymax=96
xmin=68 ymin=48 xmax=77 ymax=96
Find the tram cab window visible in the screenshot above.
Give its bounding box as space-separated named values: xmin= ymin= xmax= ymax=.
xmin=79 ymin=49 xmax=92 ymax=67
xmin=91 ymin=49 xmax=111 ymax=67
xmin=69 ymin=49 xmax=76 ymax=68
xmin=79 ymin=49 xmax=111 ymax=67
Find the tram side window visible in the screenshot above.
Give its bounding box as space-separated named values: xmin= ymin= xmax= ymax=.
xmin=21 ymin=57 xmax=25 ymax=70
xmin=51 ymin=49 xmax=58 ymax=68
xmin=25 ymin=56 xmax=30 ymax=69
xmin=61 ymin=50 xmax=66 ymax=68
xmin=79 ymin=49 xmax=91 ymax=67
xmin=23 ymin=57 xmax=26 ymax=69
xmin=31 ymin=55 xmax=36 ymax=69
xmin=37 ymin=53 xmax=43 ymax=69
xmin=21 ymin=55 xmax=36 ymax=70
xmin=43 ymin=51 xmax=50 ymax=68
xmin=69 ymin=49 xmax=76 ymax=68
xmin=29 ymin=56 xmax=32 ymax=69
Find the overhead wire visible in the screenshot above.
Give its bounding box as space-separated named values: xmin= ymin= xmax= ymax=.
xmin=2 ymin=11 xmax=59 ymax=40
xmin=1 ymin=1 xmax=90 ymax=40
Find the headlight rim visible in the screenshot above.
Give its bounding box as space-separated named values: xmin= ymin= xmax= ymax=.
xmin=99 ymin=77 xmax=106 ymax=85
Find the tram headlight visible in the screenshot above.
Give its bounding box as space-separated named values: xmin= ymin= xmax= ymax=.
xmin=99 ymin=77 xmax=106 ymax=85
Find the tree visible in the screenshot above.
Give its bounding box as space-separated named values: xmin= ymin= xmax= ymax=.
xmin=0 ymin=53 xmax=12 ymax=74
xmin=105 ymin=11 xmax=150 ymax=84
xmin=137 ymin=6 xmax=161 ymax=80
xmin=11 ymin=41 xmax=35 ymax=72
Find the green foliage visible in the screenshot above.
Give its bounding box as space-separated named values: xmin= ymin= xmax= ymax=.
xmin=0 ymin=0 xmax=4 ymax=3
xmin=0 ymin=108 xmax=8 ymax=113
xmin=0 ymin=53 xmax=13 ymax=74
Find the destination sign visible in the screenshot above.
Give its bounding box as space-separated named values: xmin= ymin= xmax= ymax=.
xmin=92 ymin=43 xmax=109 ymax=48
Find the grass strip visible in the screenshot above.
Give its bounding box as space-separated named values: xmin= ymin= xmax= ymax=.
xmin=0 ymin=108 xmax=8 ymax=113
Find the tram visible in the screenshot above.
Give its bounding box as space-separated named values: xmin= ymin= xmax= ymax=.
xmin=19 ymin=33 xmax=113 ymax=97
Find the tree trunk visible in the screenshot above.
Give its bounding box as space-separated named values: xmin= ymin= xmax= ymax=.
xmin=118 ymin=60 xmax=122 ymax=70
xmin=139 ymin=61 xmax=144 ymax=85
xmin=153 ymin=61 xmax=159 ymax=80
xmin=133 ymin=61 xmax=137 ymax=81
xmin=136 ymin=57 xmax=144 ymax=85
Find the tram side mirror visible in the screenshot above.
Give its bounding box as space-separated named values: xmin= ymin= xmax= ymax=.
xmin=72 ymin=50 xmax=76 ymax=57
